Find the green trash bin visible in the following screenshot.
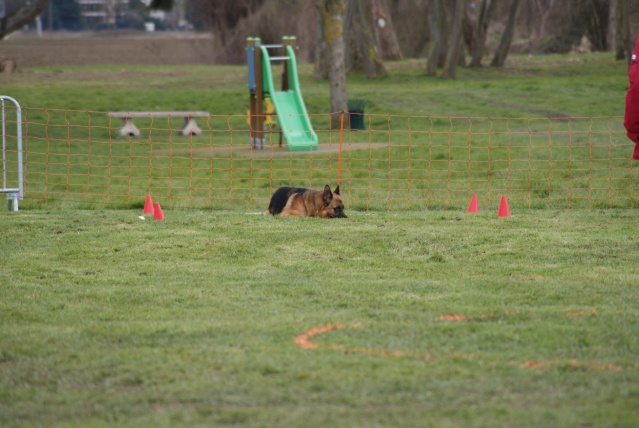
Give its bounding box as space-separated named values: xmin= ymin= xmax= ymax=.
xmin=348 ymin=99 xmax=368 ymax=130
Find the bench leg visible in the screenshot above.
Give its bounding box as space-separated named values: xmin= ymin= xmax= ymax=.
xmin=117 ymin=118 xmax=141 ymax=138
xmin=178 ymin=117 xmax=202 ymax=136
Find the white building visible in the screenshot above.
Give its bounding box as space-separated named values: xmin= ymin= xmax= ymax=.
xmin=76 ymin=0 xmax=130 ymax=26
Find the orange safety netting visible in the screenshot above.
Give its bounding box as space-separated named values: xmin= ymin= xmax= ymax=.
xmin=0 ymin=107 xmax=635 ymax=211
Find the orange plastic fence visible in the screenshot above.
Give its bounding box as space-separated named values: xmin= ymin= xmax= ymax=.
xmin=0 ymin=107 xmax=635 ymax=211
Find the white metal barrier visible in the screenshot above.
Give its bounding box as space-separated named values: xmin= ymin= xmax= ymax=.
xmin=1 ymin=96 xmax=23 ymax=211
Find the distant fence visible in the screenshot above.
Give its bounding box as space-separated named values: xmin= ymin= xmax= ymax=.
xmin=1 ymin=106 xmax=636 ymax=211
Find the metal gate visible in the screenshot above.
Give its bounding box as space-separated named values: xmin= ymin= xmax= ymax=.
xmin=1 ymin=96 xmax=23 ymax=211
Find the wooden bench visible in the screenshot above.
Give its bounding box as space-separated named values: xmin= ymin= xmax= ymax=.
xmin=107 ymin=111 xmax=210 ymax=137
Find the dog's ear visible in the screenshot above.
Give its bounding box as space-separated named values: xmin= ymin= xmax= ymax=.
xmin=334 ymin=185 xmax=340 ymax=195
xmin=323 ymin=184 xmax=333 ymax=204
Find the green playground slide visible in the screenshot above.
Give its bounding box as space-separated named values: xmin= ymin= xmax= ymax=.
xmin=259 ymin=45 xmax=318 ymax=151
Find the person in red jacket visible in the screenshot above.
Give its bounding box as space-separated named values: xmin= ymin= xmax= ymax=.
xmin=624 ymin=33 xmax=639 ymax=160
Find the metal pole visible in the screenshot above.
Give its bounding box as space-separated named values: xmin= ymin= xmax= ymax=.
xmin=16 ymin=98 xmax=23 ymax=202
xmin=2 ymin=99 xmax=6 ymax=190
xmin=0 ymin=96 xmax=23 ymax=210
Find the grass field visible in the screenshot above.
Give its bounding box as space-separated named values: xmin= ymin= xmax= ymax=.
xmin=1 ymin=209 xmax=638 ymax=427
xmin=0 ymin=51 xmax=636 ymax=211
xmin=1 ymin=41 xmax=639 ymax=426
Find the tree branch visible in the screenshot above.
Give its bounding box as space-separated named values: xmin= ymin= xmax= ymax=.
xmin=1 ymin=0 xmax=49 ymax=40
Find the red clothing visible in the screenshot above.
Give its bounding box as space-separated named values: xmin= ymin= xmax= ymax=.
xmin=624 ymin=33 xmax=639 ymax=159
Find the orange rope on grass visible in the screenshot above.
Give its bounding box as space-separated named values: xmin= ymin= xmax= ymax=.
xmin=294 ymin=314 xmax=635 ymax=371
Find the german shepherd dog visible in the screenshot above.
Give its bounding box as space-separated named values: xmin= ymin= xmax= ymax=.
xmin=266 ymin=185 xmax=347 ymax=218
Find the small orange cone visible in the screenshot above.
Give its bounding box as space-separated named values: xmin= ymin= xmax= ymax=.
xmin=467 ymin=194 xmax=478 ymax=213
xmin=498 ymin=195 xmax=510 ymax=218
xmin=143 ymin=195 xmax=154 ymax=215
xmin=153 ymin=202 xmax=165 ymax=221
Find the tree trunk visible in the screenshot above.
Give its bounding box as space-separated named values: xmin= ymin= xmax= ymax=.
xmin=534 ymin=0 xmax=558 ymax=41
xmin=0 ymin=0 xmax=50 ymax=40
xmin=614 ymin=0 xmax=630 ymax=60
xmin=425 ymin=0 xmax=445 ymax=76
xmin=345 ymin=0 xmax=387 ymax=78
xmin=371 ymin=0 xmax=402 ymax=61
xmin=490 ymin=0 xmax=521 ymax=67
xmin=442 ymin=0 xmax=466 ymax=79
xmin=462 ymin=7 xmax=475 ymax=60
xmin=314 ymin=10 xmax=329 ymax=79
xmin=470 ymin=0 xmax=498 ymax=67
xmin=606 ymin=0 xmax=616 ymax=52
xmin=584 ymin=0 xmax=610 ymax=51
xmin=316 ymin=0 xmax=349 ymax=129
xmin=192 ymin=0 xmax=262 ymax=63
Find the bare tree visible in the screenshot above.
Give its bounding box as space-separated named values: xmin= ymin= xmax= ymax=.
xmin=490 ymin=0 xmax=521 ymax=67
xmin=344 ymin=0 xmax=387 ymax=78
xmin=580 ymin=0 xmax=610 ymax=51
xmin=424 ymin=0 xmax=467 ymax=78
xmin=185 ymin=0 xmax=264 ymax=62
xmin=0 ymin=0 xmax=50 ymax=72
xmin=607 ymin=0 xmax=616 ymax=54
xmin=425 ymin=0 xmax=445 ymax=76
xmin=316 ymin=0 xmax=348 ymax=129
xmin=371 ymin=0 xmax=401 ymax=61
xmin=314 ymin=8 xmax=329 ymax=79
xmin=470 ymin=0 xmax=498 ymax=67
xmin=390 ymin=0 xmax=429 ymax=59
xmin=533 ymin=0 xmax=558 ymax=40
xmin=442 ymin=0 xmax=466 ymax=78
xmin=615 ymin=0 xmax=632 ymax=61
xmin=0 ymin=0 xmax=50 ymax=40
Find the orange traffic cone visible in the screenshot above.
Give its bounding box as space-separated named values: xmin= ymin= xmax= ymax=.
xmin=498 ymin=195 xmax=510 ymax=218
xmin=153 ymin=202 xmax=165 ymax=221
xmin=143 ymin=195 xmax=154 ymax=215
xmin=467 ymin=194 xmax=478 ymax=213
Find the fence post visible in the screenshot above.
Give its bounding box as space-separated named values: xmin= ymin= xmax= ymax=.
xmin=1 ymin=96 xmax=23 ymax=211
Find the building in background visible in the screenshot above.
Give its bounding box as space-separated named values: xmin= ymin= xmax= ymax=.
xmin=76 ymin=0 xmax=130 ymax=27
xmin=73 ymin=0 xmax=187 ymax=30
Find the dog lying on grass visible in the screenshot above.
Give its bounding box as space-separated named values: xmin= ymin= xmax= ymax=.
xmin=266 ymin=185 xmax=347 ymax=218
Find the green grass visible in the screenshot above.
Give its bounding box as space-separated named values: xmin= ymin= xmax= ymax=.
xmin=0 ymin=52 xmax=635 ymax=211
xmin=1 ymin=52 xmax=638 ymax=426
xmin=1 ymin=209 xmax=638 ymax=427
xmin=0 ymin=54 xmax=628 ymax=117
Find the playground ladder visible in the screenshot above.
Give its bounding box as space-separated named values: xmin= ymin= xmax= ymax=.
xmin=262 ymin=44 xmax=289 ymax=61
xmin=0 ymin=96 xmax=24 ymax=211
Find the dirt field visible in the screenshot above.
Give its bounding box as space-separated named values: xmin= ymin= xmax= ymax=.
xmin=161 ymin=142 xmax=389 ymax=158
xmin=0 ymin=30 xmax=217 ymax=67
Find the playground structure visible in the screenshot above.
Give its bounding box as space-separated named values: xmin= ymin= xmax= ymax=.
xmin=246 ymin=36 xmax=318 ymax=151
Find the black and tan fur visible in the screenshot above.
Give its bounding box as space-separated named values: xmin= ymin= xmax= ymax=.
xmin=266 ymin=185 xmax=347 ymax=218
